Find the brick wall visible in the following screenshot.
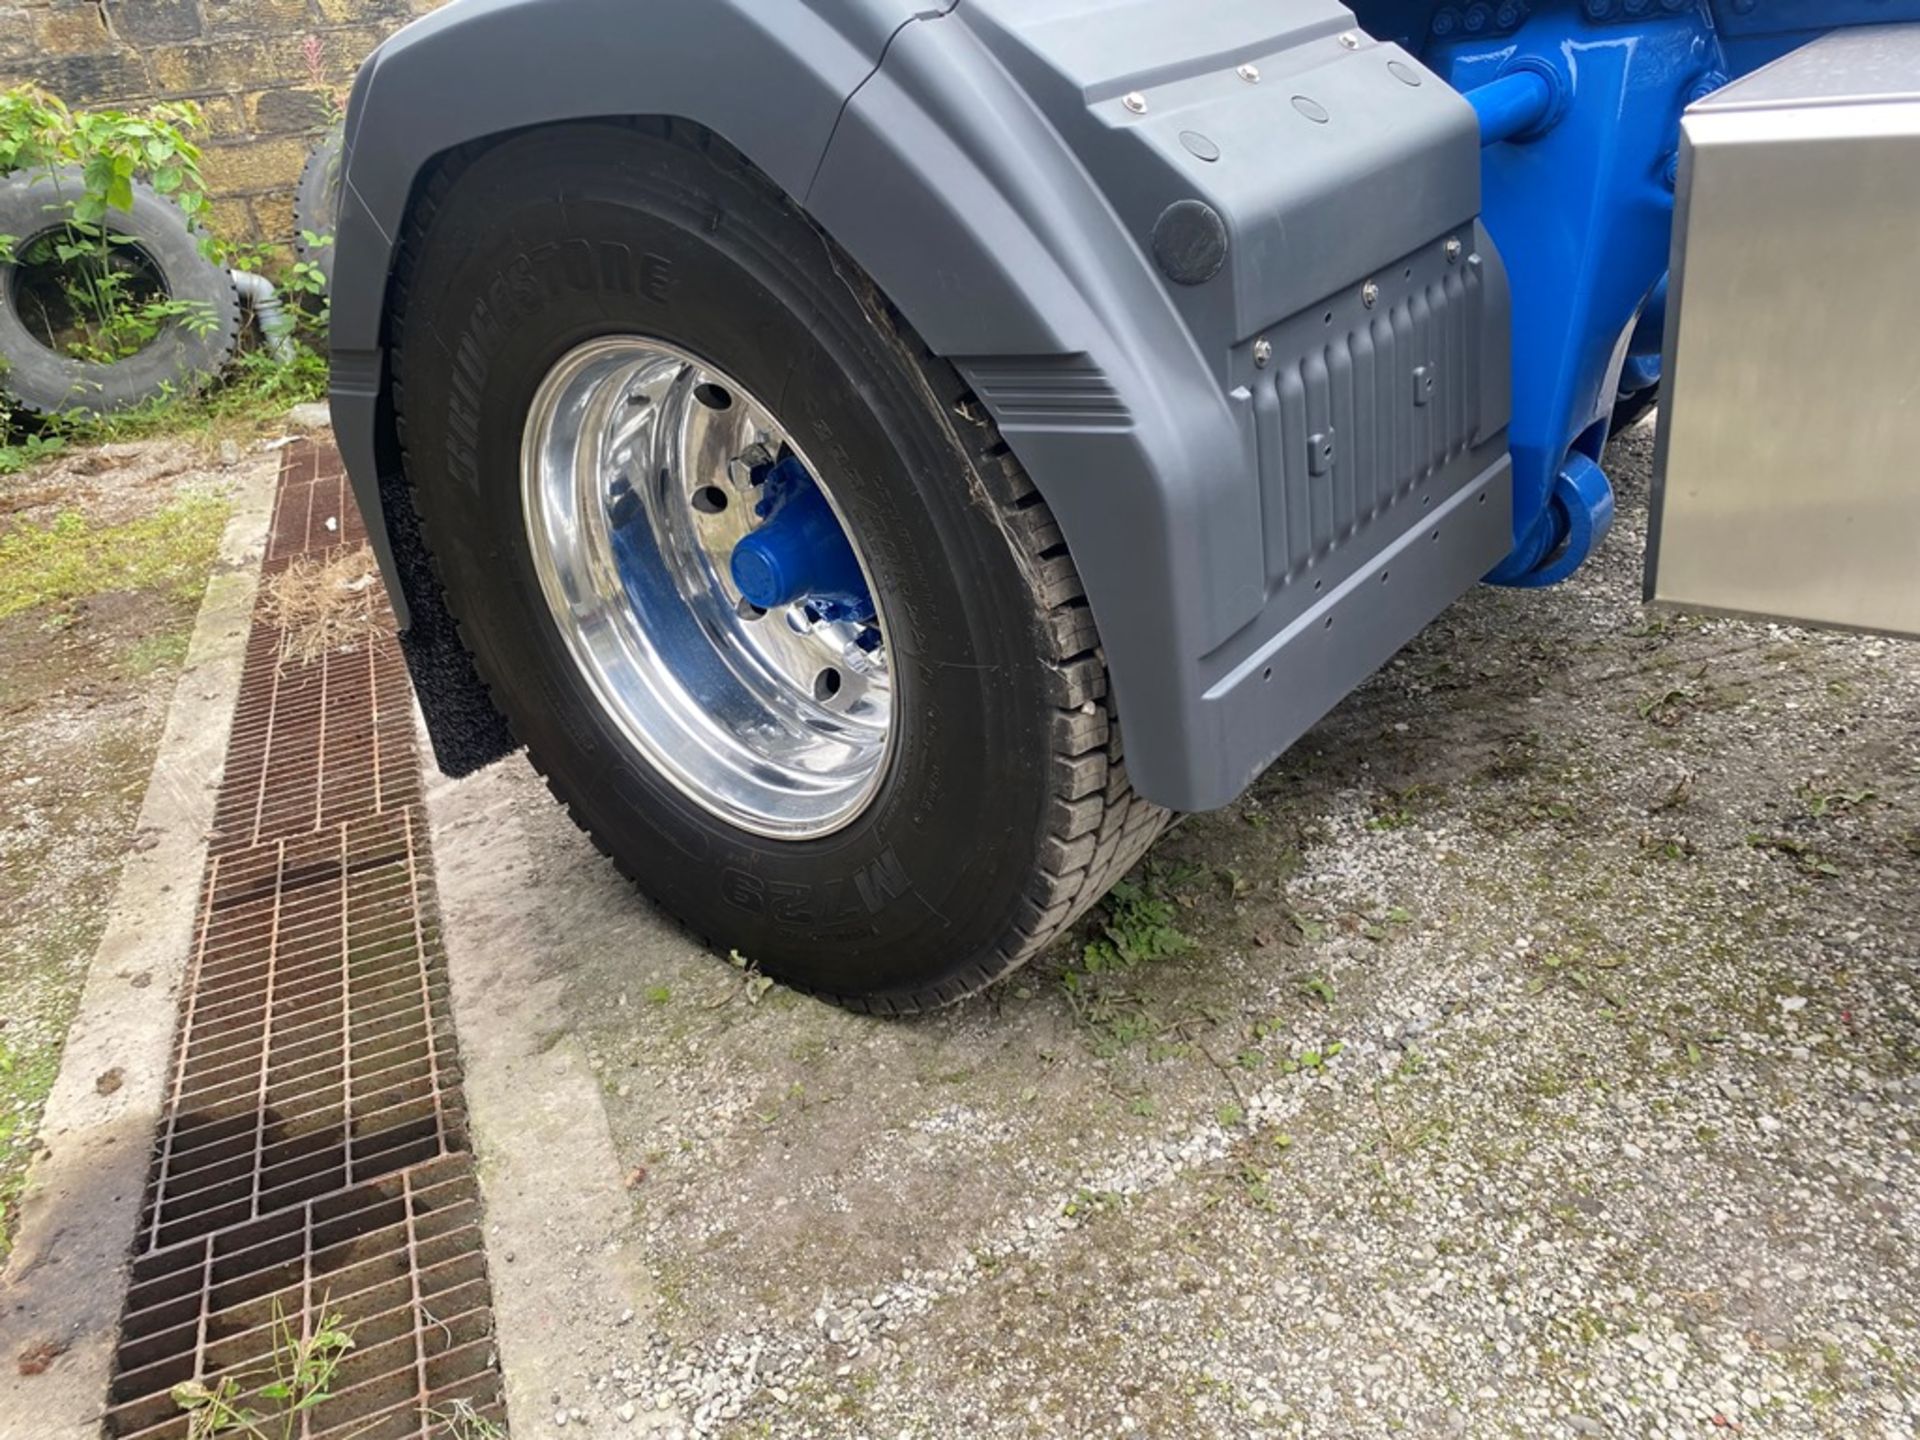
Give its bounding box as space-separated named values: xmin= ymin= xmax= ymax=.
xmin=0 ymin=0 xmax=446 ymax=244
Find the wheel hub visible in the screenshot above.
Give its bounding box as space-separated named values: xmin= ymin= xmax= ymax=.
xmin=521 ymin=336 xmax=893 ymax=840
xmin=728 ymin=453 xmax=875 ymax=621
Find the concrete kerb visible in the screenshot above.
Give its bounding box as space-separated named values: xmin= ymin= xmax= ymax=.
xmin=421 ymin=730 xmax=661 ymax=1437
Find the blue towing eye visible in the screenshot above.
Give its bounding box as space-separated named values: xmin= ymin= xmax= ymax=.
xmin=729 ymin=455 xmax=875 ymax=623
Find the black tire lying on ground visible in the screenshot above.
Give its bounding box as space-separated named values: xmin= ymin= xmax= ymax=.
xmin=0 ymin=168 xmax=240 ymax=415
xmin=293 ymin=123 xmax=343 ymax=291
xmin=391 ymin=123 xmax=1171 ymax=1012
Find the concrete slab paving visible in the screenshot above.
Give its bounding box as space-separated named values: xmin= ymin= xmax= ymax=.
xmin=432 ymin=422 xmax=1919 ymax=1440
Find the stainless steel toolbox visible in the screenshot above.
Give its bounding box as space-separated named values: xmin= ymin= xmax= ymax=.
xmin=1649 ymin=24 xmax=1920 ymax=638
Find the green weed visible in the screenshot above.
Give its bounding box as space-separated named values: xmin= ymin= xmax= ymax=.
xmin=0 ymin=493 xmax=227 ymax=620
xmin=172 ymin=1299 xmax=355 ymax=1439
xmin=1079 ymin=877 xmax=1196 ymax=973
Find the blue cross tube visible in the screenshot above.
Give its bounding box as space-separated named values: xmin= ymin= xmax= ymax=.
xmin=1465 ymin=69 xmax=1555 ymax=148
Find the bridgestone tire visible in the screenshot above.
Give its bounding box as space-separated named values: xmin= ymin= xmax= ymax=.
xmin=293 ymin=124 xmax=343 ymax=291
xmin=390 ymin=123 xmax=1170 ymax=1012
xmin=0 ymin=169 xmax=239 ymax=415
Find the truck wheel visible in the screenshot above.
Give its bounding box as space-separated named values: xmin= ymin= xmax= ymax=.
xmin=390 ymin=123 xmax=1168 ymax=1010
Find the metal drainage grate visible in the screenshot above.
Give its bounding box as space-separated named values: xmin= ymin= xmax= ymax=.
xmin=210 ymin=444 xmax=417 ymax=858
xmin=105 ymin=441 xmax=505 ymax=1439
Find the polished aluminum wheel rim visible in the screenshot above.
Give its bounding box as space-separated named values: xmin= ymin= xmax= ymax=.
xmin=521 ymin=337 xmax=893 ymax=839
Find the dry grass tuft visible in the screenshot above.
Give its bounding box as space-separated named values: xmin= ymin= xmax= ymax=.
xmin=263 ymin=547 xmax=382 ymax=664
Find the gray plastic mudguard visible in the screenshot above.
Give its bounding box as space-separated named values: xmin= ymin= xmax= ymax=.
xmin=330 ymin=0 xmax=1514 ymax=813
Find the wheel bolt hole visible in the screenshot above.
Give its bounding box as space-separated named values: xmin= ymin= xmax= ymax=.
xmin=736 ymin=596 xmax=766 ymax=620
xmin=694 ymin=382 xmax=734 ymax=412
xmin=813 ymin=668 xmax=843 ymax=702
xmin=691 ymin=485 xmax=729 ymax=514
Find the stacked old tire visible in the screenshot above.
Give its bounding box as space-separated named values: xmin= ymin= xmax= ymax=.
xmin=0 ymin=168 xmax=240 ymax=415
xmin=293 ymin=122 xmax=344 ymax=293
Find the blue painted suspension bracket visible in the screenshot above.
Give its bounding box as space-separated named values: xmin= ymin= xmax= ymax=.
xmin=1352 ymin=1 xmax=1807 ymax=588
xmin=1442 ymin=4 xmax=1714 ymax=587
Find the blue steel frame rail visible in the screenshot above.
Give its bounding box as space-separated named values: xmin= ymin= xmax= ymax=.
xmin=1353 ymin=0 xmax=1920 ymax=589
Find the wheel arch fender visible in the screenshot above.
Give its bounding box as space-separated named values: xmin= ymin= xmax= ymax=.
xmin=333 ymin=0 xmax=1261 ymax=807
xmin=330 ymin=0 xmax=917 ymax=352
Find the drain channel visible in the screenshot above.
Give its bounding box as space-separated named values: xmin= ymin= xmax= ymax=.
xmin=105 ymin=441 xmax=505 ymax=1438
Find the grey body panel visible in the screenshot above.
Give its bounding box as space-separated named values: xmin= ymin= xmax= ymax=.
xmin=1648 ymin=24 xmax=1920 ymax=639
xmin=329 ymin=0 xmax=1514 ymax=811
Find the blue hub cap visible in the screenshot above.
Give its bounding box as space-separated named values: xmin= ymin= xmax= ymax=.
xmin=729 ymin=455 xmax=876 ymax=623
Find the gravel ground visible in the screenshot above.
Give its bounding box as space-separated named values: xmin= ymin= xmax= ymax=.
xmin=441 ymin=418 xmax=1919 ymax=1439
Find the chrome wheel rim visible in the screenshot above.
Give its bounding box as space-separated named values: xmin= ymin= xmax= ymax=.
xmin=521 ymin=336 xmax=893 ymax=840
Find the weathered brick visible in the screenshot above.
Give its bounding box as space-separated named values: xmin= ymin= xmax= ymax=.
xmin=147 ymin=34 xmax=311 ymax=94
xmin=106 ymin=0 xmax=204 ymax=45
xmin=0 ymin=8 xmax=43 ymax=67
xmin=20 ymin=50 xmax=153 ymax=105
xmin=198 ymin=134 xmax=312 ymax=194
xmin=200 ymin=0 xmax=309 ymax=33
xmin=205 ymin=193 xmax=252 ymax=239
xmin=303 ymin=25 xmax=392 ymax=86
xmin=5 ymin=0 xmax=451 ymax=240
xmin=250 ymin=86 xmax=333 ymax=134
xmin=192 ymin=91 xmax=246 ymax=138
xmin=313 ymin=0 xmax=411 ymax=23
xmin=35 ymin=6 xmax=113 ymax=55
xmin=249 ymin=189 xmax=295 ymax=242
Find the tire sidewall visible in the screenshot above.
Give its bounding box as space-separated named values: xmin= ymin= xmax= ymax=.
xmin=398 ymin=127 xmax=1056 ymax=998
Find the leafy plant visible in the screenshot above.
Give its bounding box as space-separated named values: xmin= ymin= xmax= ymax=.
xmin=1800 ymin=783 xmax=1875 ymax=819
xmin=0 ymin=86 xmax=216 ymax=363
xmin=171 ymin=1299 xmax=356 ymax=1440
xmin=1079 ymin=878 xmax=1195 ymax=974
xmin=0 ymin=87 xmax=210 ymax=228
xmin=0 ymin=385 xmax=65 ymax=473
